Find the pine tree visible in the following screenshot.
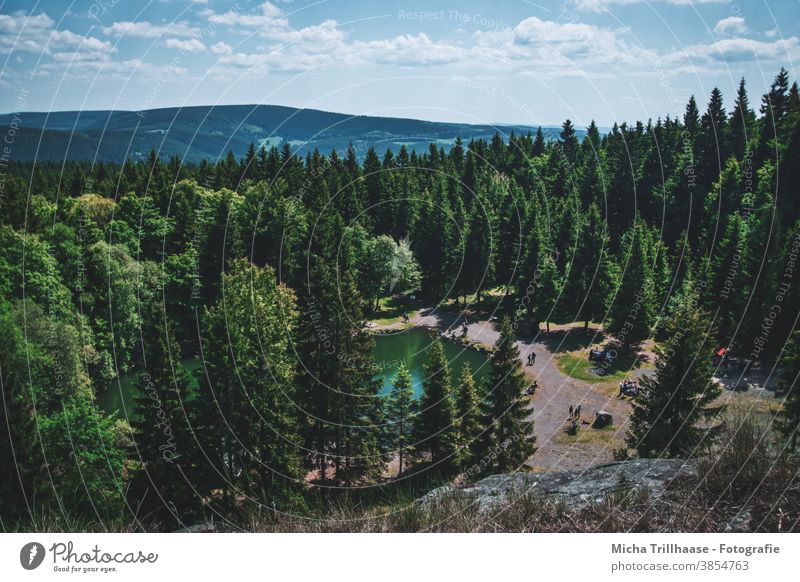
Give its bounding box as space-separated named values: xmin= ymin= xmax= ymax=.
xmin=730 ymin=77 xmax=756 ymax=160
xmin=563 ymin=203 xmax=613 ymax=329
xmin=777 ymin=328 xmax=800 ymax=452
xmin=384 ymin=364 xmax=417 ymax=476
xmin=532 ymin=127 xmax=546 ymax=157
xmin=477 ymin=317 xmax=536 ymax=473
xmin=559 ymin=118 xmax=580 ymax=162
xmin=606 ymin=220 xmax=656 ymax=351
xmin=626 ymin=286 xmax=720 ymax=458
xmin=705 ymin=211 xmax=748 ymax=346
xmin=455 ymin=362 xmax=483 ymax=470
xmin=413 ymin=182 xmax=456 ymax=300
xmin=0 ymin=302 xmax=41 ymax=519
xmin=414 ymin=335 xmax=458 ymax=475
xmin=131 ymin=299 xmax=196 ymax=523
xmin=460 ymin=200 xmax=496 ymax=303
xmin=697 ymin=87 xmax=730 ymax=197
xmin=297 ymin=210 xmax=384 ymax=486
xmin=757 ymin=68 xmax=791 ymax=165
xmin=684 ymin=95 xmax=700 ymax=137
xmin=193 ymin=260 xmax=301 ymax=505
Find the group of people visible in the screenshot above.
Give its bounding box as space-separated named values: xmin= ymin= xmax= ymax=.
xmin=588 ymin=347 xmax=614 ymax=363
xmin=526 ymin=351 xmax=536 ymax=366
xmin=711 ymin=346 xmax=752 ymax=379
xmin=563 ymin=404 xmax=582 ymax=435
xmin=440 ymin=318 xmax=470 ymax=340
xmin=618 ymin=378 xmax=641 ymax=398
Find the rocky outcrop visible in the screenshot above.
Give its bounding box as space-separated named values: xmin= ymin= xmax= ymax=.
xmin=419 ymin=458 xmax=697 ymax=511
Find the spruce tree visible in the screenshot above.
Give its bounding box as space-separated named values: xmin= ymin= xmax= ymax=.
xmin=460 ymin=201 xmax=496 ymax=304
xmin=131 ymin=299 xmax=195 ymax=524
xmin=684 ymin=95 xmax=700 ymax=137
xmin=563 ymin=203 xmax=613 ymax=329
xmin=730 ymin=77 xmax=756 ymax=160
xmin=193 ymin=260 xmax=301 ymax=504
xmin=478 ymin=317 xmax=536 ymax=473
xmin=705 ymin=212 xmax=748 ymax=346
xmin=413 ymin=335 xmax=458 ymax=475
xmin=297 ymin=210 xmax=384 ymax=486
xmin=0 ymin=302 xmax=41 ymax=520
xmin=455 ymin=362 xmax=483 ymax=470
xmin=777 ymin=328 xmax=800 ymax=452
xmin=626 ymin=286 xmax=721 ymax=458
xmin=606 ymin=220 xmax=656 ymax=351
xmin=384 ymin=364 xmax=417 ymax=476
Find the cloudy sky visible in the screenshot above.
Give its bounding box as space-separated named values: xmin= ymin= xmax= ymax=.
xmin=0 ymin=0 xmax=798 ymax=127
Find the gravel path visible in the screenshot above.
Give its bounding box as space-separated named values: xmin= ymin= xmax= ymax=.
xmin=375 ymin=308 xmax=633 ymax=472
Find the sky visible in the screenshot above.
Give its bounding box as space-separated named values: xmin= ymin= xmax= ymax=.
xmin=0 ymin=0 xmax=798 ymax=127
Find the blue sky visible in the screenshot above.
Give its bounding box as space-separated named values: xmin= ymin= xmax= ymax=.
xmin=0 ymin=0 xmax=798 ymax=126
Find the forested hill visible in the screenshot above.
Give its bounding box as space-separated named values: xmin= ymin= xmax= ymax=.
xmin=2 ymin=69 xmax=800 ymax=531
xmin=0 ymin=104 xmax=571 ymax=163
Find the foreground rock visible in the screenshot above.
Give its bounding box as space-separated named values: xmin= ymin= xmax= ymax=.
xmin=420 ymin=458 xmax=697 ymax=512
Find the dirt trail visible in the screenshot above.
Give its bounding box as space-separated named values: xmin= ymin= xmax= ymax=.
xmin=375 ymin=310 xmax=632 ymax=472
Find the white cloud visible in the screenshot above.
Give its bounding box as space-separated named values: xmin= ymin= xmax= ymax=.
xmin=473 ymin=16 xmax=653 ymax=72
xmin=210 ymin=41 xmax=232 ymax=54
xmin=0 ymin=11 xmax=197 ymax=83
xmin=713 ymin=16 xmax=747 ymax=36
xmin=101 ymin=20 xmax=199 ymax=38
xmin=163 ymin=38 xmax=206 ymax=52
xmin=574 ymin=0 xmax=727 ymax=11
xmin=0 ymin=10 xmax=113 ymax=57
xmin=355 ymin=33 xmax=464 ymax=66
xmin=666 ymin=36 xmax=800 ymax=65
xmin=202 ymin=2 xmax=287 ymax=29
xmin=35 ymin=57 xmax=188 ymax=81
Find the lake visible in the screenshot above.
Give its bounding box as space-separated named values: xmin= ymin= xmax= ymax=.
xmin=373 ymin=328 xmax=491 ymax=398
xmin=97 ymin=328 xmax=492 ymax=416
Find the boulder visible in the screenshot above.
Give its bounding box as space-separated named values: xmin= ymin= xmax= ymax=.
xmin=592 ymin=411 xmax=613 ymax=428
xmin=419 ymin=458 xmax=697 ymax=512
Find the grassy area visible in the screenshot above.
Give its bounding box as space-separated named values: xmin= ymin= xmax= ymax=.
xmin=556 ymin=423 xmax=622 ymax=446
xmin=368 ymin=296 xmax=415 ymax=326
xmin=556 ymin=349 xmax=652 ymax=384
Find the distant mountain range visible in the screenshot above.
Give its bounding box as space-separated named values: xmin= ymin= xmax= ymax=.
xmin=0 ymin=104 xmax=585 ymax=163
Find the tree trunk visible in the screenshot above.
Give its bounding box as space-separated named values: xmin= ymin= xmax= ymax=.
xmin=398 ymin=418 xmax=404 ymax=475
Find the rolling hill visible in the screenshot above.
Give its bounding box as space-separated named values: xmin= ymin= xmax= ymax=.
xmin=0 ymin=104 xmax=581 ymax=163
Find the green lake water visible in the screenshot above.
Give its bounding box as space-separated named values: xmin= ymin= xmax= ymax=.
xmin=372 ymin=328 xmax=491 ymax=398
xmin=98 ymin=328 xmax=491 ymax=416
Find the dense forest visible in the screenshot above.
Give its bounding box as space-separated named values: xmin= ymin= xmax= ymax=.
xmin=2 ymin=69 xmax=800 ymax=531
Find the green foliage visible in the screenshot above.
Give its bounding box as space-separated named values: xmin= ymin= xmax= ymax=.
xmin=193 ymin=259 xmax=302 ymax=506
xmin=455 ymin=362 xmax=483 ymax=469
xmin=777 ymin=329 xmax=800 ymax=452
xmin=475 ymin=317 xmax=536 ymax=474
xmin=413 ymin=335 xmax=458 ymax=475
xmin=605 ymin=220 xmax=656 ymax=349
xmin=384 ymin=364 xmax=417 ymax=475
xmin=2 ymin=68 xmax=800 ymax=529
xmin=626 ymin=285 xmax=721 ymax=458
